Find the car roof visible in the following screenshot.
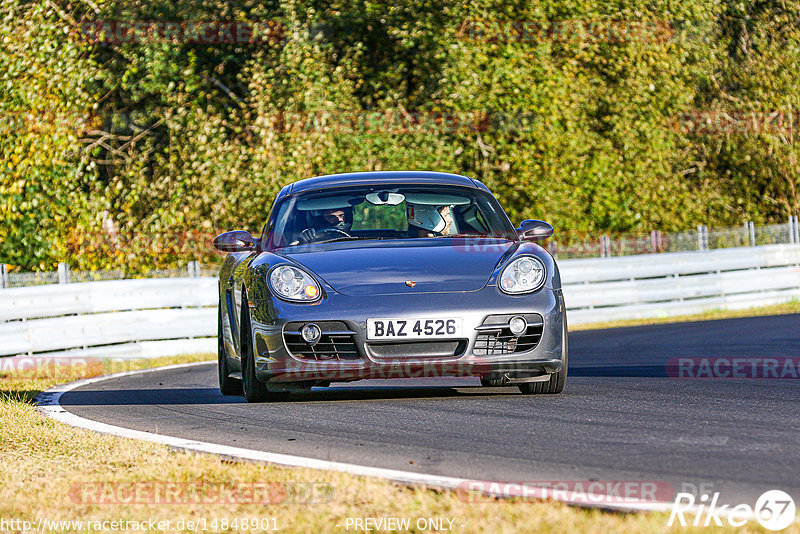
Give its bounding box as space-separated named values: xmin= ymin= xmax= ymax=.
xmin=285 ymin=171 xmax=486 ymax=195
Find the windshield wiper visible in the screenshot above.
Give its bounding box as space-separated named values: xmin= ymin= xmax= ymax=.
xmin=315 ymin=236 xmax=376 ymax=244
xmin=429 ymin=233 xmax=502 ymax=239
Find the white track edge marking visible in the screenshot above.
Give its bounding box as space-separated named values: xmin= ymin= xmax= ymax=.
xmin=35 ymin=361 xmax=701 ymax=515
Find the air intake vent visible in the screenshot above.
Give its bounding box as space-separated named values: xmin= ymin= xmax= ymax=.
xmin=283 ymin=321 xmax=360 ymax=361
xmin=474 ymin=313 xmax=543 ymax=356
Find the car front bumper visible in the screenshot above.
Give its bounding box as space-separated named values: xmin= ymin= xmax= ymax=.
xmin=248 ymin=285 xmax=565 ymax=385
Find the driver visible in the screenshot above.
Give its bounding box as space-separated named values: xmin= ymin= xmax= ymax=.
xmin=298 ymin=206 xmax=353 ymax=243
xmin=407 ymin=203 xmax=454 ymax=237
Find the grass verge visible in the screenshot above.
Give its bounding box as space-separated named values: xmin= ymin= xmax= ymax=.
xmin=570 ymin=300 xmax=800 ymax=331
xmin=0 ymin=354 xmax=785 ymax=533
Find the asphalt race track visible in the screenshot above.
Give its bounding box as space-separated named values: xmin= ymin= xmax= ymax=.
xmin=59 ymin=313 xmax=800 ymax=507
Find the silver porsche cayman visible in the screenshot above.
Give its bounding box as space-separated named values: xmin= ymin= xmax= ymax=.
xmin=214 ymin=171 xmax=567 ymax=402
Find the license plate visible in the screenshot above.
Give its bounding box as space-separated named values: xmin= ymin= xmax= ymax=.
xmin=367 ymin=318 xmax=463 ymax=340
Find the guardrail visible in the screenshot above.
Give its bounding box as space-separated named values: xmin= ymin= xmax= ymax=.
xmin=561 ymin=243 xmax=800 ymax=324
xmin=0 ymin=278 xmax=217 ymax=359
xmin=1 ymin=244 xmax=799 ymax=359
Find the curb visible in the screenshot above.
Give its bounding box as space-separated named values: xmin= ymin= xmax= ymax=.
xmin=36 ymin=361 xmax=677 ymax=514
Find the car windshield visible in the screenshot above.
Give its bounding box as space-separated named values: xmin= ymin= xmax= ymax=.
xmin=267 ymin=185 xmax=517 ymax=248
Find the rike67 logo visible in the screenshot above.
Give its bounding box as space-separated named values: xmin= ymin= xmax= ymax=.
xmin=669 ymin=490 xmax=796 ymax=530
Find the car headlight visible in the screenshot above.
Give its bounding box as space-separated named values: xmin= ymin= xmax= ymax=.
xmin=498 ymin=256 xmax=546 ymax=294
xmin=269 ymin=265 xmax=321 ymax=302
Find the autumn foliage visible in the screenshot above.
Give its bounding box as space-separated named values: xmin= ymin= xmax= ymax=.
xmin=2 ymin=0 xmax=799 ymax=271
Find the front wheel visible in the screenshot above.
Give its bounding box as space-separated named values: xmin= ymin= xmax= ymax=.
xmin=240 ymin=296 xmax=289 ymax=403
xmin=519 ymin=305 xmax=568 ymax=395
xmin=218 ymin=303 xmax=242 ymax=396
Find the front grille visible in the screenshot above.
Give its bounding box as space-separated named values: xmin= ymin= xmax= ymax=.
xmin=283 ymin=321 xmax=360 ymax=361
xmin=474 ymin=313 xmax=543 ymax=356
xmin=366 ymin=340 xmax=467 ymax=361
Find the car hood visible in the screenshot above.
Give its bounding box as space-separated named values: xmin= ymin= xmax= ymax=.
xmin=278 ymin=239 xmax=517 ymax=296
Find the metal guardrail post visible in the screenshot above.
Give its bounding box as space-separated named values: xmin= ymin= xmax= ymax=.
xmin=600 ymin=235 xmax=611 ymax=258
xmin=697 ymin=225 xmax=708 ymax=251
xmin=795 ymin=215 xmax=800 ymax=244
xmin=745 ymin=221 xmax=756 ymax=247
xmin=57 ymin=263 xmax=71 ymax=284
xmin=188 ymin=260 xmax=200 ymax=278
xmin=650 ymin=230 xmax=662 ymax=253
xmin=697 ymin=225 xmax=703 ymax=250
xmin=0 ymin=264 xmax=8 ymax=289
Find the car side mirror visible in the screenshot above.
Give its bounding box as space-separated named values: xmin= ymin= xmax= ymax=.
xmin=213 ymin=230 xmax=256 ymax=252
xmin=517 ymin=220 xmax=553 ymax=241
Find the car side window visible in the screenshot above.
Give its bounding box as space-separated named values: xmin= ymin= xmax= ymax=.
xmin=268 ymin=197 xmax=297 ymax=248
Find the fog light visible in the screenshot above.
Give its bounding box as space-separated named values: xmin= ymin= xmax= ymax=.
xmin=508 ymin=316 xmax=527 ymax=336
xmin=301 ymin=323 xmax=322 ymax=345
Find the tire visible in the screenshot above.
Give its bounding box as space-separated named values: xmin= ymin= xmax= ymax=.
xmin=218 ymin=303 xmax=242 ymax=396
xmin=519 ymin=302 xmax=568 ymax=395
xmin=240 ymin=295 xmax=289 ymax=403
xmin=480 ymin=376 xmax=508 ymax=387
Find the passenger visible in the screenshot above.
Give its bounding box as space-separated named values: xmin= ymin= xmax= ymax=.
xmin=407 ymin=203 xmax=455 ymax=237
